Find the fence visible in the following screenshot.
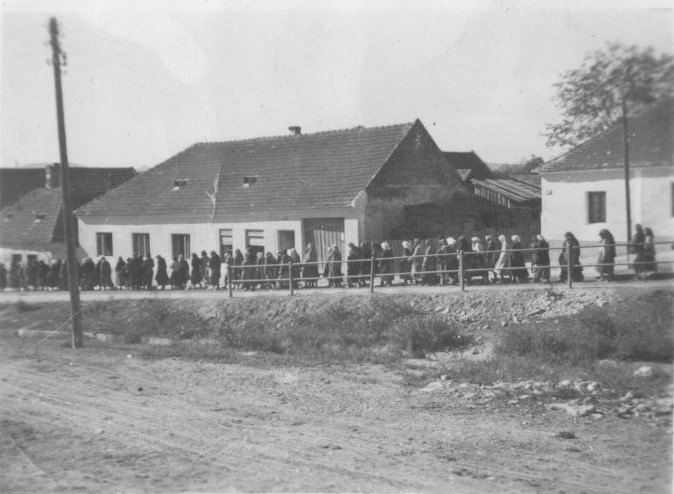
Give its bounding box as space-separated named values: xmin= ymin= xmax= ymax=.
xmin=219 ymin=241 xmax=673 ymax=296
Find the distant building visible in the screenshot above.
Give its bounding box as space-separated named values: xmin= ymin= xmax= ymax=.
xmin=540 ymin=99 xmax=674 ymax=243
xmin=0 ymin=164 xmax=136 ymax=264
xmin=76 ymin=120 xmax=465 ymax=268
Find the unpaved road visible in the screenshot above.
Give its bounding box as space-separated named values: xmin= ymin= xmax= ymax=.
xmin=1 ymin=337 xmax=671 ymax=493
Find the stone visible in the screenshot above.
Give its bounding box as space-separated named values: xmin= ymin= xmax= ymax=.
xmin=597 ymin=359 xmax=619 ymax=370
xmin=421 ymin=382 xmax=444 ymax=393
xmin=633 ymin=366 xmax=654 ymax=378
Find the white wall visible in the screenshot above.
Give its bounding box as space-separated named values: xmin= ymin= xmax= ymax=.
xmin=542 ymin=167 xmax=674 ymax=244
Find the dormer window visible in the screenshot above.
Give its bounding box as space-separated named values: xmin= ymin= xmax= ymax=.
xmin=34 ymin=212 xmax=46 ymax=222
xmin=172 ymin=178 xmax=188 ymax=191
xmin=242 ymin=176 xmax=257 ymax=189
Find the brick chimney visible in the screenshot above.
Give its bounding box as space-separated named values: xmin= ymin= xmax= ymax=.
xmin=45 ymin=163 xmax=61 ymax=189
xmin=288 ymin=126 xmax=301 ymax=136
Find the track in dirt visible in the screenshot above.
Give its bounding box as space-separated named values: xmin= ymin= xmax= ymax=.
xmin=1 ymin=339 xmax=670 ymax=494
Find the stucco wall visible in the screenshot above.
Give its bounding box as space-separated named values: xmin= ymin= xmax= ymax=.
xmin=542 ymin=167 xmax=674 ymax=243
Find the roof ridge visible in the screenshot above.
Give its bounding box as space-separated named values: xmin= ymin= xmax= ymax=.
xmin=192 ymin=121 xmax=416 ymax=147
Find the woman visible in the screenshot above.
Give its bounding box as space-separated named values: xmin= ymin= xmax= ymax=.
xmin=531 ymin=234 xmax=550 ymax=282
xmin=445 ymin=237 xmax=459 ymax=285
xmin=264 ymin=251 xmax=278 ymax=289
xmin=485 ymin=235 xmax=500 ymax=283
xmin=190 ymin=253 xmax=203 ymax=288
xmin=559 ymin=231 xmax=583 ymax=282
xmin=302 ymin=243 xmax=319 ymax=288
xmin=155 ymin=255 xmax=169 ymax=290
xmin=597 ymin=229 xmax=616 ymax=281
xmin=421 ymin=240 xmax=438 ymax=286
xmin=232 ymin=249 xmax=244 ymax=288
xmin=642 ymin=227 xmax=658 ymax=278
xmin=242 ymin=247 xmax=257 ymax=291
xmin=399 ymin=241 xmax=413 ymax=285
xmin=277 ymin=250 xmax=291 ymax=289
xmin=494 ymin=234 xmax=511 ymax=283
xmin=346 ymin=242 xmax=362 ymax=287
xmin=470 ymin=236 xmax=489 ymax=284
xmin=411 ymin=238 xmax=424 ymax=285
xmin=378 ymin=242 xmax=394 ymax=287
xmin=289 ymin=248 xmax=301 ymax=289
xmin=326 ymin=244 xmax=343 ymax=288
xmin=510 ymin=235 xmax=529 ymax=283
xmin=169 ymin=257 xmax=182 ymax=289
xmin=630 ymin=224 xmax=647 ymax=280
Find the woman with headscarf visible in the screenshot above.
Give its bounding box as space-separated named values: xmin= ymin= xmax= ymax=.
xmin=597 ymin=229 xmax=616 ymax=281
xmin=326 ymin=244 xmax=343 ymax=288
xmin=242 ymin=247 xmax=257 ymax=291
xmin=264 ymin=251 xmax=278 ymax=289
xmin=302 ymin=243 xmax=319 ymax=288
xmin=630 ymin=224 xmax=648 ymax=280
xmin=378 ymin=242 xmax=394 ymax=287
xmin=485 ymin=235 xmax=500 ymax=283
xmin=346 ymin=242 xmax=362 ymax=288
xmin=289 ymin=248 xmax=301 ymax=289
xmin=531 ymin=234 xmax=550 ymax=283
xmin=494 ymin=234 xmax=511 ymax=283
xmin=169 ymin=257 xmax=181 ymax=289
xmin=200 ymin=250 xmax=210 ymax=288
xmin=559 ymin=231 xmax=583 ymax=282
xmin=190 ymin=253 xmax=203 ymax=288
xmin=400 ymin=240 xmax=413 ymax=285
xmin=510 ymin=235 xmax=529 ymax=283
xmin=155 ymin=255 xmax=168 ymax=290
xmin=445 ymin=237 xmax=459 ymax=285
xmin=276 ymin=250 xmax=291 ymax=289
xmin=470 ymin=236 xmax=489 ymax=284
xmin=232 ymin=249 xmax=244 ymax=288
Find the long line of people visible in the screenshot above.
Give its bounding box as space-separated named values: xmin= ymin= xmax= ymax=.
xmin=0 ymin=225 xmax=660 ymax=292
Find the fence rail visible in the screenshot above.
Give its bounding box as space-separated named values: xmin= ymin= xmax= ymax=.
xmin=215 ymin=241 xmax=673 ymax=296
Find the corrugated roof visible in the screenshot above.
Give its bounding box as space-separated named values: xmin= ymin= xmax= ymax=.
xmin=77 ymin=121 xmax=420 ymax=222
xmin=541 ymin=99 xmax=674 ymax=173
xmin=471 ymin=177 xmax=541 ymax=202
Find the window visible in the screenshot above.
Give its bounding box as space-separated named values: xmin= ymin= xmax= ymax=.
xmin=219 ymin=229 xmax=233 ymax=258
xmin=278 ymin=230 xmax=295 ymax=252
xmin=587 ymin=191 xmax=606 ymax=224
xmin=171 ymin=234 xmax=190 ymax=260
xmin=132 ymin=233 xmax=150 ymax=257
xmin=96 ymin=232 xmax=113 ymax=256
xmin=245 ymin=229 xmax=265 ymax=256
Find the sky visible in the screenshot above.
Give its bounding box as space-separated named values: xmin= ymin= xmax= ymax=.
xmin=1 ymin=0 xmax=672 ymax=170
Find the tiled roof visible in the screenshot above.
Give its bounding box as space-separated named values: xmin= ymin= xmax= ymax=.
xmin=541 ymin=99 xmax=674 ymax=173
xmin=0 ymin=188 xmax=63 ymax=249
xmin=77 ymin=121 xmax=419 ymax=222
xmin=471 ymin=177 xmax=541 ymax=203
xmin=442 ymin=151 xmax=493 ymax=180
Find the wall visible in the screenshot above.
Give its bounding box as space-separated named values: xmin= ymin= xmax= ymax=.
xmin=363 ymin=121 xmax=464 ymax=241
xmin=541 ymin=167 xmax=674 ymax=243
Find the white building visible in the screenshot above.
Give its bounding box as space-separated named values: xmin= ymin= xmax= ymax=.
xmin=76 ymin=121 xmax=463 ymax=269
xmin=541 ymin=99 xmax=673 ymax=245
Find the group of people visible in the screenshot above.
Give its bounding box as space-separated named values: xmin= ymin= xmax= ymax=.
xmin=0 ymin=226 xmax=661 ymax=292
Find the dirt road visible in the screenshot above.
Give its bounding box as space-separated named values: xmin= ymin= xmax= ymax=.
xmin=1 ymin=337 xmax=671 ymax=493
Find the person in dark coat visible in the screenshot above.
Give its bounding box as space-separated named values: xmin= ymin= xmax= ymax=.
xmin=302 ymin=243 xmax=319 ymax=288
xmin=130 ymin=255 xmax=143 ymax=290
xmin=378 ymin=242 xmax=394 ymax=287
xmin=114 ymin=257 xmax=126 ymax=289
xmin=200 ymin=250 xmax=210 ymax=288
xmin=154 ymin=255 xmax=168 ymax=289
xmin=100 ymin=257 xmax=114 ymax=290
xmin=27 ymin=259 xmax=38 ymax=290
xmin=597 ymin=229 xmax=616 ymax=281
xmin=190 ymin=253 xmax=203 ymax=288
xmin=510 ymin=235 xmax=529 ymax=283
xmin=80 ymin=258 xmax=96 ymax=290
xmin=399 ymin=241 xmax=413 ymax=285
xmin=169 ymin=258 xmax=181 ymax=289
xmin=325 ymin=244 xmax=343 ymax=288
xmin=531 ymin=234 xmax=550 ymax=282
xmin=346 ymin=242 xmax=362 ymax=288
xmin=242 ymin=247 xmax=257 ymax=291
xmin=559 ymin=232 xmax=583 ymax=282
xmin=37 ymin=260 xmax=49 ymax=290
xmin=485 ymin=235 xmax=500 ymax=283
xmin=277 ymin=250 xmax=291 ymax=289
xmin=9 ymin=259 xmax=21 ymax=290
xmin=143 ymin=254 xmax=154 ymax=290
xmin=421 ymin=240 xmax=438 ymax=285
xmin=263 ymin=251 xmax=278 ymax=289
xmin=232 ymin=249 xmax=244 ymax=288
xmin=289 ymin=248 xmax=301 ymax=289
xmin=178 ymin=254 xmax=190 ymax=288
xmin=359 ymin=241 xmax=372 ymax=287
xmin=209 ymin=251 xmax=221 ymax=289
xmin=630 ymin=224 xmax=647 ymax=280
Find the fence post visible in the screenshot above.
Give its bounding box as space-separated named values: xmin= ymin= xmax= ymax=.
xmin=289 ymin=261 xmax=294 ymax=296
xmin=227 ymin=264 xmax=233 ymax=298
xmin=459 ymin=250 xmax=465 ymax=292
xmin=369 ymin=255 xmax=376 ymax=293
xmin=566 ymin=244 xmax=573 ymax=289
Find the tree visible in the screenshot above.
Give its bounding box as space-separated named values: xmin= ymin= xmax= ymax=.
xmin=493 ymin=155 xmax=544 ymax=177
xmin=545 ymin=43 xmax=674 ymax=148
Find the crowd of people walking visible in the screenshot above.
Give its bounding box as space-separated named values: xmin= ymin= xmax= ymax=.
xmin=0 ymin=225 xmax=662 ymax=292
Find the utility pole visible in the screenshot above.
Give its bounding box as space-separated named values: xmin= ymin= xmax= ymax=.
xmin=49 ymin=17 xmax=83 ymax=348
xmin=622 ymin=99 xmax=632 ymax=244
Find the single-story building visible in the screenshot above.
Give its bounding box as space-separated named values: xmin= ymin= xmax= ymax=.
xmin=0 ymin=164 xmax=136 ymax=265
xmin=76 ymin=120 xmax=464 ymax=268
xmin=540 ymin=98 xmax=673 ymax=244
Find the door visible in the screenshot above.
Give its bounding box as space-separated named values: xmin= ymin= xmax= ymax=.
xmin=303 ymin=218 xmax=345 ymax=272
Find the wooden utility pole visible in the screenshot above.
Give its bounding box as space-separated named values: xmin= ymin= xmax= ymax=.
xmin=622 ymin=100 xmax=632 ymax=243
xmin=49 ymin=17 xmax=83 ymax=348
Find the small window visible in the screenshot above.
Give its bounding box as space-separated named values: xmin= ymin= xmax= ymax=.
xmin=96 ymin=232 xmax=113 ymax=256
xmin=219 ymin=229 xmax=233 ymax=258
xmin=132 ymin=233 xmax=150 ymax=257
xmin=171 ymin=234 xmax=190 ymax=259
xmin=587 ymin=191 xmax=606 ymax=224
xmin=172 ymin=178 xmax=188 ymax=191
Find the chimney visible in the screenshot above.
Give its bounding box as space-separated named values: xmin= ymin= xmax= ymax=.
xmin=288 ymin=126 xmax=301 ymax=136
xmin=45 ymin=163 xmax=61 ymax=189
